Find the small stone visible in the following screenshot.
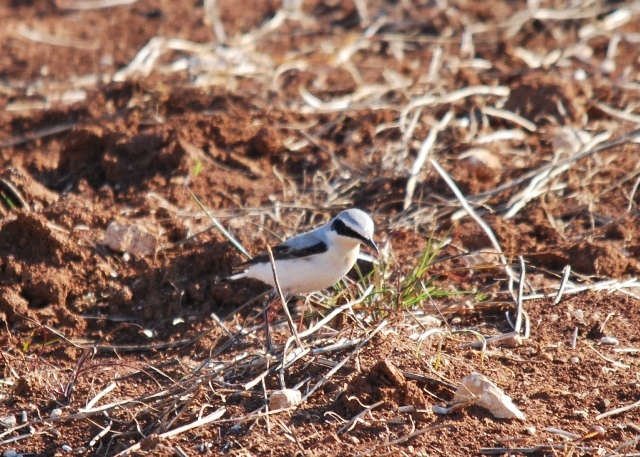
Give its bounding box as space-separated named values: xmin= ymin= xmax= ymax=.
xmin=525 ymin=426 xmax=536 ymax=435
xmin=454 ymin=373 xmax=525 ymax=420
xmin=570 ymin=356 xmax=580 ymax=364
xmin=573 ymin=410 xmax=588 ymax=419
xmin=600 ymin=336 xmax=619 ymax=345
xmin=583 ymin=425 xmax=606 ymax=440
xmin=269 ymin=389 xmax=302 ymax=410
xmin=61 ymin=444 xmax=72 ymax=452
xmin=538 ymin=352 xmax=553 ymax=362
xmin=1 ymin=415 xmax=17 ymax=427
xmin=50 ymin=408 xmax=62 ymax=418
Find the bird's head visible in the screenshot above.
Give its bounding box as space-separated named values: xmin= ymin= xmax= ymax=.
xmin=329 ymin=209 xmax=378 ymax=253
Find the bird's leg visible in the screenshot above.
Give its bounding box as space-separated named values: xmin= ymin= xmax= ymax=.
xmin=263 ymin=290 xmax=277 ymax=352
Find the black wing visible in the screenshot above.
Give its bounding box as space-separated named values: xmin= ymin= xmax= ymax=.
xmin=234 ymin=240 xmax=328 ymax=271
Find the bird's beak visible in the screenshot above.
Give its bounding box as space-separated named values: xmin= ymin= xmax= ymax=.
xmin=365 ymin=238 xmax=379 ymax=255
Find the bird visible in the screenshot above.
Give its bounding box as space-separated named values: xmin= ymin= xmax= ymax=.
xmin=228 ymin=209 xmax=378 ymax=295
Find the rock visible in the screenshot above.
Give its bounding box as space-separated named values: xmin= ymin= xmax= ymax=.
xmin=454 ymin=373 xmax=525 ymax=420
xmin=269 ymin=389 xmax=302 ymax=410
xmin=103 ymin=221 xmax=157 ymax=257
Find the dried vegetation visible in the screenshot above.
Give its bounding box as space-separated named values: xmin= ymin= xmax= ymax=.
xmin=1 ymin=0 xmax=640 ymax=455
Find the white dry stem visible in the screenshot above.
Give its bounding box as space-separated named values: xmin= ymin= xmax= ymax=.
xmin=353 ymin=0 xmax=370 ymax=26
xmin=354 ymin=423 xmax=448 ymax=457
xmin=17 ymin=24 xmax=97 ymax=49
xmin=596 ymin=400 xmax=640 ymax=420
xmin=522 ymin=278 xmax=640 ymax=302
xmin=429 ymin=158 xmax=517 ymax=282
xmin=553 ymin=265 xmax=572 ymax=305
xmin=404 ymin=110 xmax=454 ymax=210
xmin=302 ymin=319 xmax=388 ymax=402
xmin=338 ymin=400 xmax=384 ymax=433
xmin=481 ymin=106 xmax=537 ymax=131
xmin=267 ymin=246 xmax=302 ymax=349
xmin=85 ymin=382 xmax=117 ymax=410
xmin=88 ymin=420 xmax=112 ymax=448
xmin=605 ymin=434 xmax=640 ymax=456
xmin=512 ymin=256 xmax=526 ymax=336
xmin=203 ymin=0 xmax=227 ymax=43
xmin=298 ymin=85 xmax=396 ymax=113
xmin=474 ymin=129 xmax=527 ymax=144
xmin=542 ymin=427 xmax=580 ymax=439
xmin=427 ymin=46 xmax=443 ymax=82
xmin=56 ymin=0 xmax=139 ymax=10
xmin=115 ymin=407 xmax=226 ymax=456
xmin=504 ymin=130 xmax=612 ymax=219
xmin=629 ymin=174 xmax=640 ymax=212
xmin=113 ymin=37 xmax=271 ymax=84
xmin=595 ymin=102 xmax=640 ymax=124
xmin=188 ymin=188 xmax=252 ymax=259
xmin=400 ymin=85 xmax=510 ymax=131
xmin=280 ymin=286 xmax=373 ymax=379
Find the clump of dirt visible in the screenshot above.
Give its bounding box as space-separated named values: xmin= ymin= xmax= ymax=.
xmin=342 ymin=360 xmax=432 ymax=422
xmin=503 ymin=71 xmax=587 ymax=125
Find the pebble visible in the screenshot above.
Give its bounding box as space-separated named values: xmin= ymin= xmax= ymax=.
xmin=1 ymin=415 xmax=17 ymax=427
xmin=61 ymin=444 xmax=72 ymax=452
xmin=585 ymin=425 xmax=606 ymax=439
xmin=573 ymin=410 xmax=588 ymax=419
xmin=50 ymin=408 xmax=62 ymax=418
xmin=269 ymin=389 xmax=302 ymax=410
xmin=524 ymin=426 xmax=536 ymax=435
xmin=600 ymin=336 xmax=619 ymax=345
xmin=570 ymin=356 xmax=580 ymax=364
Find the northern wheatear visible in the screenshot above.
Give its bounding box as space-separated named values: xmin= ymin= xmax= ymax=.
xmin=229 ymin=209 xmax=378 ymax=294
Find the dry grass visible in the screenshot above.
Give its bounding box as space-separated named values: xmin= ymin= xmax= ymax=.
xmin=2 ymin=0 xmax=640 ymax=455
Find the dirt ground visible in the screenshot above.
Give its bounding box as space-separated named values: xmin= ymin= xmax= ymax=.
xmin=1 ymin=0 xmax=640 ymax=456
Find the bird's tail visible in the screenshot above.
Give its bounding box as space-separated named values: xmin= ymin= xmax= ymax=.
xmin=226 ymin=271 xmax=247 ymax=281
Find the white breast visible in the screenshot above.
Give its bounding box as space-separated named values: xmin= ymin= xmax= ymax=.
xmin=244 ymin=245 xmax=361 ymax=294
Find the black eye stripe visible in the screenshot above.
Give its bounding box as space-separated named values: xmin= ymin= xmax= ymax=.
xmin=332 ymin=219 xmax=367 ymax=243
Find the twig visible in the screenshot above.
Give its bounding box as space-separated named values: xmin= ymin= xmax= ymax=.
xmin=480 ymin=444 xmax=597 ymax=454
xmin=461 ymin=128 xmax=640 ymax=207
xmin=354 ymin=423 xmax=450 ymax=456
xmin=267 ymin=246 xmax=302 ymax=348
xmin=302 ymin=319 xmax=388 ymax=402
xmin=583 ymin=341 xmax=630 ymax=369
xmin=115 ymin=407 xmax=226 ymax=456
xmin=57 ymin=0 xmax=139 ymax=10
xmin=628 ymin=174 xmax=640 ymax=212
xmin=553 ymin=265 xmax=572 ymax=305
xmin=595 ymin=102 xmax=640 ymax=124
xmin=88 ymin=420 xmax=112 ymax=448
xmin=513 ymin=256 xmax=525 ymax=335
xmin=203 ymin=0 xmax=227 ymax=43
xmin=596 ymin=399 xmax=640 ymax=421
xmin=605 ymin=434 xmax=640 ymax=456
xmin=85 ymin=382 xmax=117 ymax=410
xmin=17 ymin=23 xmax=97 ymax=49
xmin=429 ymin=158 xmax=516 ymax=281
xmin=0 ymin=178 xmax=30 ymax=210
xmin=338 ymin=400 xmax=384 ymax=433
xmin=0 ymin=122 xmax=78 ymax=148
xmin=187 ymin=187 xmax=251 ymax=259
xmin=404 ymin=110 xmax=454 ymax=210
xmin=401 ymin=85 xmax=510 ymax=130
xmin=482 ymin=106 xmax=537 ymax=132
